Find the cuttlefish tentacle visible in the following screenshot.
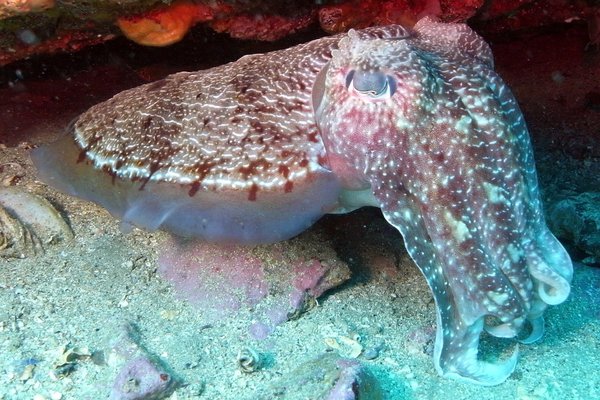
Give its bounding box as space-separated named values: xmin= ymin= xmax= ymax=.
xmin=378 ymin=197 xmax=521 ymax=385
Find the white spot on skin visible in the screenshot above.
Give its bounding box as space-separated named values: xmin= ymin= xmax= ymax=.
xmin=443 ymin=211 xmax=471 ymax=243
xmin=454 ymin=115 xmax=472 ymax=134
xmin=482 ymin=182 xmax=510 ymax=205
xmin=488 ymin=291 xmax=509 ymax=305
xmin=506 ymin=243 xmax=523 ymax=263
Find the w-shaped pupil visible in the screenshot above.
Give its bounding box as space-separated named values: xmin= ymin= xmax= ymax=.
xmin=346 ymin=70 xmax=394 ymax=97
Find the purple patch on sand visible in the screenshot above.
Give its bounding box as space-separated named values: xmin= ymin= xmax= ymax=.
xmin=289 ymin=259 xmax=329 ymax=308
xmin=158 ymin=239 xmax=268 ymax=319
xmin=158 ymin=237 xmax=351 ymax=338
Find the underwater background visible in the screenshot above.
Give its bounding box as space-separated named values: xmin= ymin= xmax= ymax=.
xmin=1 ymin=1 xmax=600 ymax=399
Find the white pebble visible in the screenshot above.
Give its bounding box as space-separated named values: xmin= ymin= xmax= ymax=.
xmin=50 ymin=392 xmax=63 ymax=400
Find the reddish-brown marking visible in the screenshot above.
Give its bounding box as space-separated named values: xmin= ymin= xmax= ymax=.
xmin=278 ymin=165 xmax=290 ymax=178
xmin=139 ymin=161 xmax=161 ymax=190
xmin=101 ymin=165 xmax=118 ymax=185
xmin=276 ymin=98 xmax=306 ymax=113
xmin=77 ymin=149 xmax=88 ymax=163
xmin=248 ymin=183 xmax=259 ymax=201
xmin=186 ymin=162 xmax=216 ymax=196
xmin=250 ymin=120 xmax=265 ymax=133
xmin=238 ymin=160 xmax=272 ymax=179
xmin=77 ymin=134 xmax=101 ymax=164
xmin=284 ymin=180 xmax=294 ymax=193
xmin=189 ymin=181 xmax=200 ymax=196
xmin=141 ymin=116 xmax=153 ymax=130
xmin=194 ymin=161 xmax=216 ymax=181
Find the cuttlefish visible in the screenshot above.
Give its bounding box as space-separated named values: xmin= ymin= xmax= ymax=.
xmin=31 ymin=17 xmax=573 ymax=385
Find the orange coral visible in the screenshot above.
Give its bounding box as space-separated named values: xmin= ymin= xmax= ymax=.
xmin=116 ymin=1 xmax=214 ymax=47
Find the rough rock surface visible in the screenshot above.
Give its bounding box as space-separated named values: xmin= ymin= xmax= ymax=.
xmin=548 ymin=192 xmax=600 ymax=265
xmin=1 ymin=0 xmax=595 ymax=65
xmin=157 ymin=234 xmax=352 ymax=335
xmin=256 ymin=353 xmax=382 ymax=400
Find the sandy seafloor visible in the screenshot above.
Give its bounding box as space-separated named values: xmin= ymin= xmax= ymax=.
xmin=1 ymin=22 xmax=600 ymax=400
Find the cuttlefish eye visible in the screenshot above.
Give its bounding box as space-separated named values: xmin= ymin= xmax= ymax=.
xmin=345 ymin=69 xmax=396 ymax=99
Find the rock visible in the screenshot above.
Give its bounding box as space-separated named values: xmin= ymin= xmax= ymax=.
xmin=547 ymin=192 xmax=600 ymax=264
xmin=1 ymin=1 xmax=593 ymax=66
xmin=0 ymin=0 xmax=55 ymax=19
xmin=255 ymin=353 xmax=382 ymax=400
xmin=110 ymin=323 xmax=179 ymax=400
xmin=110 ymin=356 xmax=177 ymax=400
xmin=157 ymin=232 xmax=352 ymax=333
xmin=210 ymin=11 xmax=315 ymax=41
xmin=157 ymin=240 xmax=270 ymax=319
xmin=0 ymin=187 xmax=73 ymax=258
xmin=470 ymin=0 xmax=591 ymax=34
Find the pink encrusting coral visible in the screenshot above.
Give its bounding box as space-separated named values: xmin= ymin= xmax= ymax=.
xmin=157 ymin=235 xmax=351 ymax=332
xmin=289 ymin=259 xmax=332 ymax=309
xmin=158 ymin=239 xmax=268 ymax=319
